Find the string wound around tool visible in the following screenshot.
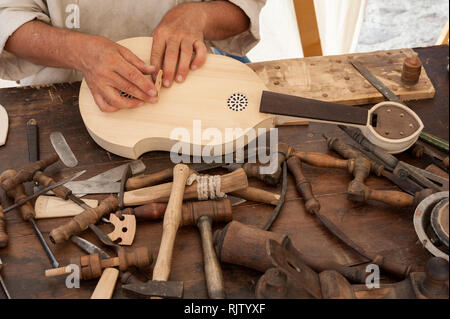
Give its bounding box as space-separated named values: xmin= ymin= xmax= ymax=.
xmin=187 ymin=174 xmax=226 ymax=201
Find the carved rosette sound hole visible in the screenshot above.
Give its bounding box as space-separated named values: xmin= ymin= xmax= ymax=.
xmin=119 ymin=91 xmax=134 ymax=99
xmin=227 ymin=93 xmax=248 ymax=111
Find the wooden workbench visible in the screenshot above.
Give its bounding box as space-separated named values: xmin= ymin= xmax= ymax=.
xmin=0 ymin=46 xmax=448 ymax=299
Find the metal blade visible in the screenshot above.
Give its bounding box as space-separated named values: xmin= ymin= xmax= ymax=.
xmin=75 ymin=160 xmax=145 ymax=197
xmin=0 ymin=257 xmax=12 ymax=299
xmin=188 ymin=162 xmax=225 ymax=172
xmin=402 ymin=162 xmax=449 ymax=190
xmin=87 ymin=161 xmax=146 ymax=183
xmin=63 ymin=181 xmax=120 ymax=195
xmin=70 ymin=235 xmax=110 ymax=259
xmin=50 ymin=132 xmax=78 ymax=168
xmin=122 ymin=280 xmax=184 ymax=298
xmin=381 ymin=169 xmax=423 ymax=195
xmin=29 ymin=217 xmax=59 ymax=268
xmin=350 ymin=60 xmax=402 ymax=103
xmin=228 ymin=195 xmax=247 ymax=207
xmin=314 ymin=211 xmax=370 ymax=262
xmin=3 ymin=170 xmax=86 ymax=214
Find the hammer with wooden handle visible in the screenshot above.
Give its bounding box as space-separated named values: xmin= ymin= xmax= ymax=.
xmin=124 ymin=199 xmax=232 ymax=298
xmin=152 ymin=164 xmax=190 ymax=283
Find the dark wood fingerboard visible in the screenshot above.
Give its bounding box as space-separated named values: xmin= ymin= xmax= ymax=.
xmin=260 ymin=91 xmax=369 ymax=126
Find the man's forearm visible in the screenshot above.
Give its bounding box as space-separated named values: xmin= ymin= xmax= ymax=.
xmin=5 ymin=20 xmax=87 ymax=70
xmin=202 ymin=1 xmax=250 ymax=40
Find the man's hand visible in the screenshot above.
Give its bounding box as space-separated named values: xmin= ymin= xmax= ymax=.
xmin=76 ymin=36 xmax=158 ymax=112
xmin=151 ymin=2 xmax=208 ymax=88
xmin=151 ymin=1 xmax=250 ymax=88
xmin=5 ymin=21 xmax=159 ymax=112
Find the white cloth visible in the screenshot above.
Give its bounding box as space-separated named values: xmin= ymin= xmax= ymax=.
xmin=0 ymin=0 xmax=266 ymax=85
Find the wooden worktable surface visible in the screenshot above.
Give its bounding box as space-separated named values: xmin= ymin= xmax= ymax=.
xmin=0 ymin=46 xmax=448 ymax=299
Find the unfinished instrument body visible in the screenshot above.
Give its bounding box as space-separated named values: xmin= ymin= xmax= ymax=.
xmin=79 ymin=37 xmax=423 ymax=159
xmin=0 ymin=104 xmax=8 ymax=147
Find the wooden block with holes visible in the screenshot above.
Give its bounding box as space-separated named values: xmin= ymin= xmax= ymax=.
xmin=248 ymin=48 xmax=435 ymax=106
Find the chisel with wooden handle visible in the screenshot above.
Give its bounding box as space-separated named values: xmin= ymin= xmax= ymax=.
xmin=49 ymin=196 xmax=119 ymax=244
xmin=286 ymin=155 xmax=416 ymax=278
xmin=0 ymin=153 xmax=59 ymax=193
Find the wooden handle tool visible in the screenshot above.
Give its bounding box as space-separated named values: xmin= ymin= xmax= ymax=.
xmin=357 ymin=188 xmax=434 ymax=208
xmin=116 ymin=199 xmax=232 ymax=223
xmin=49 ymin=196 xmax=118 ymax=244
xmin=286 ymin=156 xmax=321 ymax=214
xmin=45 ymin=247 xmax=151 ymax=279
xmin=293 ymin=151 xmax=354 ymax=170
xmin=124 ymin=168 xmax=248 ymax=206
xmin=198 ymin=215 xmax=226 ymax=299
xmin=33 ymin=171 xmax=72 ymax=200
xmin=90 ymin=268 xmax=119 ymax=299
xmin=0 ymin=153 xmax=59 ymax=192
xmin=152 ymin=164 xmax=190 ymax=282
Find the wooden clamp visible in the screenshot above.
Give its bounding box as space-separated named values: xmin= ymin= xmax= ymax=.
xmin=123 ymin=168 xmax=248 ymax=206
xmin=49 ymin=196 xmax=119 ymax=244
xmin=45 ymin=247 xmax=151 ymax=280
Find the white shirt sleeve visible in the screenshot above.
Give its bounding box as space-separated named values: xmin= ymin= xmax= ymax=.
xmin=0 ymin=0 xmax=51 ymax=81
xmin=207 ymin=0 xmax=267 ymax=57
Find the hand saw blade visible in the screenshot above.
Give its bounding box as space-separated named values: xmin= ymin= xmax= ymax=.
xmin=50 ymin=132 xmax=78 ymax=168
xmin=74 ymin=160 xmax=145 ymax=197
xmin=63 ymin=181 xmax=121 ymax=195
